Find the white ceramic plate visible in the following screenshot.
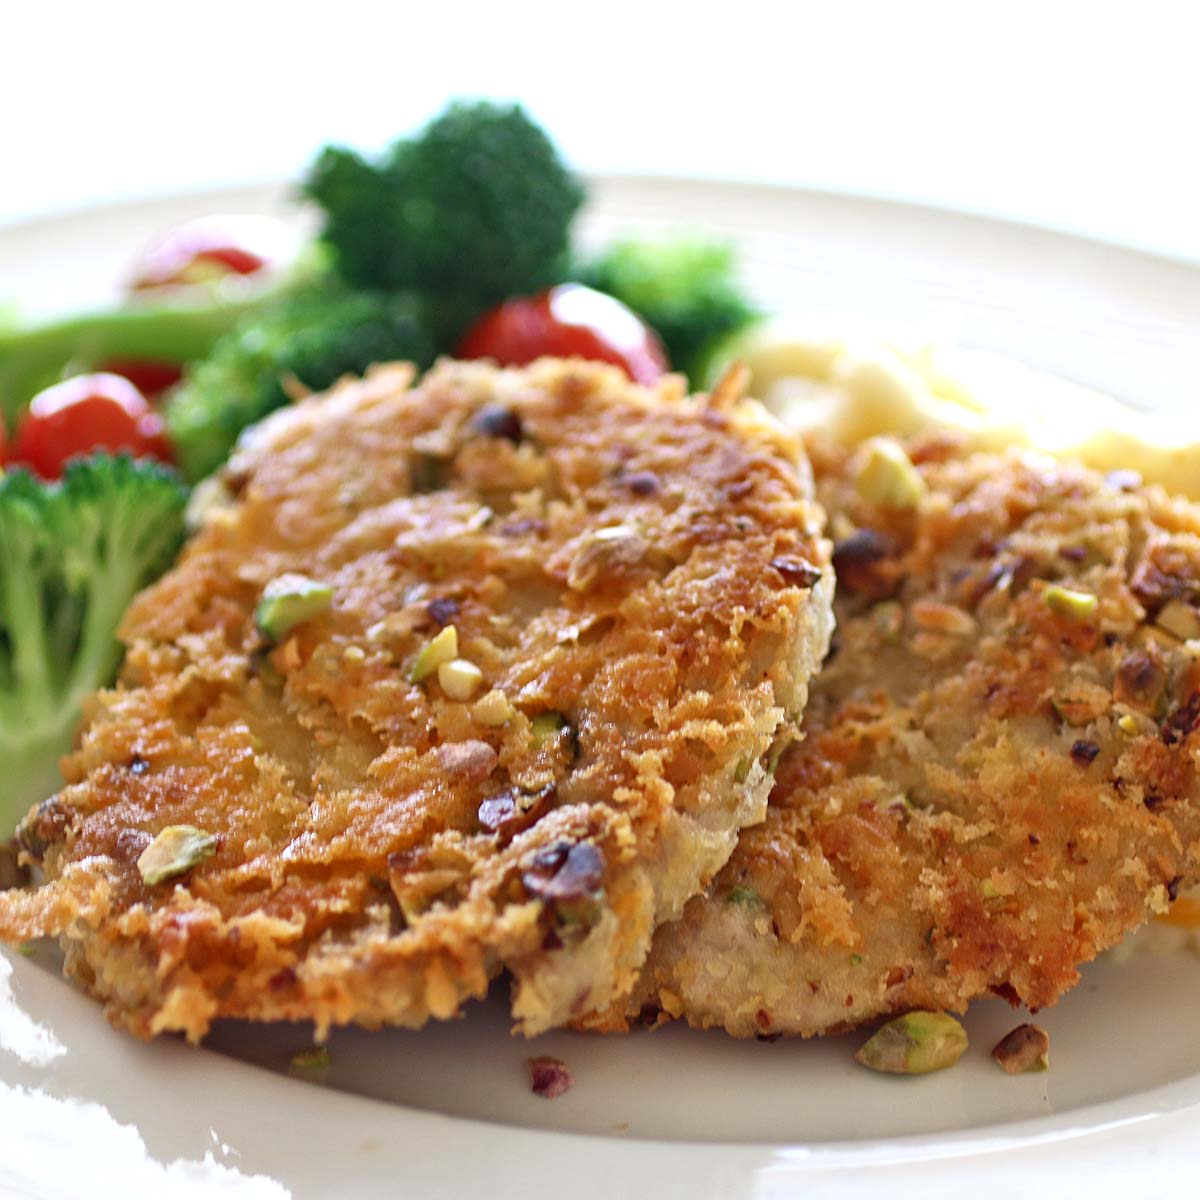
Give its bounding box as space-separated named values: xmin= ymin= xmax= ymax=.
xmin=2 ymin=181 xmax=1200 ymax=1200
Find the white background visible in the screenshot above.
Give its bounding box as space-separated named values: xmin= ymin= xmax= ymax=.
xmin=3 ymin=0 xmax=1199 ymax=262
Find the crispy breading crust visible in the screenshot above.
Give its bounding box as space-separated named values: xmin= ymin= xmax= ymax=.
xmin=2 ymin=359 xmax=833 ymax=1041
xmin=593 ymin=433 xmax=1200 ymax=1037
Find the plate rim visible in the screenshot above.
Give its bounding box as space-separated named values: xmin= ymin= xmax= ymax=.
xmin=2 ymin=173 xmax=1198 ymax=277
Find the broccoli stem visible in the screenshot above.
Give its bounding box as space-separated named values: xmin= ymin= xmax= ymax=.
xmin=0 ymin=510 xmax=55 ymax=726
xmin=64 ymin=496 xmax=155 ymax=706
xmin=0 ymin=292 xmax=276 ymax=424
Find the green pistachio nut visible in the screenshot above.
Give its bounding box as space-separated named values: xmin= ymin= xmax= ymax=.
xmin=256 ymin=573 xmax=333 ymax=641
xmin=1043 ymin=585 xmax=1097 ymax=620
xmin=410 ymin=625 xmax=459 ymax=682
xmin=854 ymin=438 xmax=927 ymax=508
xmin=855 ymin=1011 xmax=968 ymax=1075
xmin=137 ymin=825 xmax=217 ymax=886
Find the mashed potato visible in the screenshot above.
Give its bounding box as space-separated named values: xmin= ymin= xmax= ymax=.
xmin=725 ymin=317 xmax=1200 ymax=501
xmin=728 ymin=318 xmax=1200 ymax=956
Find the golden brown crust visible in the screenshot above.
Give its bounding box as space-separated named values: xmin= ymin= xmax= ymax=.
xmin=600 ymin=436 xmax=1200 ymax=1037
xmin=2 ymin=358 xmax=833 ymax=1041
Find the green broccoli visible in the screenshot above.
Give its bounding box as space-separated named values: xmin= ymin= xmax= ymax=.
xmin=0 ymin=455 xmax=188 ymax=830
xmin=165 ymin=286 xmax=435 ymax=482
xmin=578 ymin=237 xmax=757 ymax=384
xmin=0 ymin=294 xmax=272 ymax=428
xmin=305 ymin=102 xmax=583 ymax=342
xmin=0 ymin=247 xmax=333 ymax=427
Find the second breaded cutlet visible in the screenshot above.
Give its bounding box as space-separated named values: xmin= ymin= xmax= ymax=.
xmin=0 ymin=358 xmax=834 ymax=1041
xmin=588 ymin=433 xmax=1200 ymax=1037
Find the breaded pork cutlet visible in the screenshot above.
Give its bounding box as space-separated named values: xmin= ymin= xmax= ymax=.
xmin=0 ymin=358 xmax=834 ymax=1041
xmin=590 ymin=434 xmax=1200 ymax=1038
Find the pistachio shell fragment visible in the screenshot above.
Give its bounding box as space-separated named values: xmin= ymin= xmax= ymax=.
xmin=1043 ymin=585 xmax=1098 ymax=620
xmin=137 ymin=825 xmax=217 ymax=886
xmin=255 ymin=574 xmax=333 ymax=641
xmin=854 ymin=438 xmax=927 ymax=508
xmin=411 ymin=624 xmax=458 ymax=682
xmin=992 ymin=1023 xmax=1049 ymax=1074
xmin=854 ymin=1011 xmax=968 ymax=1075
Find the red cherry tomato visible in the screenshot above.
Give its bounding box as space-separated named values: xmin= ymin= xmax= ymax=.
xmin=100 ymin=359 xmax=185 ymax=398
xmin=456 ymin=285 xmax=669 ymax=385
xmin=12 ymin=374 xmax=172 ymax=479
xmin=128 ymin=214 xmax=293 ymax=293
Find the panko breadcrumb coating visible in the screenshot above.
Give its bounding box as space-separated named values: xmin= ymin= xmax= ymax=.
xmin=0 ymin=358 xmax=834 ymax=1041
xmin=596 ymin=433 xmax=1200 ymax=1037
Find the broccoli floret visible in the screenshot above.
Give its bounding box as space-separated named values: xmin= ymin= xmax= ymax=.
xmin=0 ymin=455 xmax=187 ymax=829
xmin=165 ymin=286 xmax=435 ymax=482
xmin=305 ymin=102 xmax=583 ymax=340
xmin=578 ymin=237 xmax=757 ymax=384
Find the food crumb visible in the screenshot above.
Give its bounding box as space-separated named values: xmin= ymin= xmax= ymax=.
xmin=992 ymin=1023 xmax=1049 ymax=1074
xmin=291 ymin=1046 xmax=332 ymax=1071
xmin=528 ymin=1055 xmax=573 ymax=1099
xmin=612 ymin=1122 xmax=630 ymax=1134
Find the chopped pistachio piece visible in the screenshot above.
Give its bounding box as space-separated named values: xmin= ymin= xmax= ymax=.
xmin=726 ymin=885 xmax=763 ymax=907
xmin=567 ymin=524 xmax=645 ymax=591
xmin=255 ymin=574 xmax=333 ymax=641
xmin=855 ymin=1011 xmax=968 ymax=1075
xmin=1044 ymin=585 xmax=1098 ymax=620
xmin=764 ymin=736 xmax=790 ymax=777
xmin=981 ymin=879 xmax=1001 ymax=899
xmin=291 ymin=1046 xmax=331 ymax=1071
xmin=992 ymin=1023 xmax=1049 ymax=1074
xmin=472 ymin=689 xmax=515 ymax=726
xmin=184 ymin=475 xmax=235 ymax=532
xmin=871 ymin=601 xmax=904 ymax=644
xmin=137 ymin=825 xmax=217 ymax=886
xmin=1156 ymin=599 xmax=1200 ymax=641
xmin=438 ymin=657 xmax=483 ymax=701
xmin=733 ymin=755 xmax=753 ymax=783
xmin=850 ymin=953 xmax=864 ymax=966
xmin=411 ymin=624 xmax=459 ymax=682
xmin=531 ymin=711 xmax=569 ymax=747
xmin=855 ymin=438 xmax=927 ymax=508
